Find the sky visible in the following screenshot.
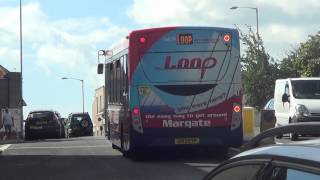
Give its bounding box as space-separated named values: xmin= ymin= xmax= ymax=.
xmin=0 ymin=0 xmax=319 ymax=118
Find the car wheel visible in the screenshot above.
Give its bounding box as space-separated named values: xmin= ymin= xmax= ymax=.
xmin=61 ymin=130 xmax=66 ymax=138
xmin=289 ymin=118 xmax=298 ymax=141
xmin=290 ymin=133 xmax=299 ymax=141
xmin=25 ymin=133 xmax=32 ymax=140
xmin=57 ymin=129 xmax=62 ymax=138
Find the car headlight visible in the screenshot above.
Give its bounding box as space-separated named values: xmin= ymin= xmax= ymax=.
xmin=295 ymin=104 xmax=311 ymax=117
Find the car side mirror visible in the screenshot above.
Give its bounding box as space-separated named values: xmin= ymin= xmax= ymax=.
xmin=282 ymin=93 xmax=289 ymax=103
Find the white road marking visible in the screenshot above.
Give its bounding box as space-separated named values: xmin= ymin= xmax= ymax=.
xmin=0 ymin=144 xmax=11 ymax=153
xmin=8 ymin=145 xmax=109 ymax=150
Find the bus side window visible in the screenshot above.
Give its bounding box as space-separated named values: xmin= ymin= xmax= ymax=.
xmin=120 ymin=57 xmax=124 ymax=103
xmin=124 ymin=55 xmax=128 ymax=94
xmin=120 ymin=55 xmax=129 ymax=103
xmin=110 ymin=63 xmax=115 ymax=103
xmin=116 ymin=60 xmax=121 ymax=104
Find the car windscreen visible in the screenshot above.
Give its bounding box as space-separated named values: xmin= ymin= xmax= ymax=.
xmin=292 ymin=80 xmax=320 ymax=99
xmin=72 ymin=115 xmax=90 ymax=122
xmin=28 ymin=112 xmax=53 ymax=121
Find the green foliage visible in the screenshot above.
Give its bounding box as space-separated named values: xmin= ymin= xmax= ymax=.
xmin=239 ymin=27 xmax=320 ymax=109
xmin=241 ymin=28 xmax=320 ymax=109
xmin=281 ymin=32 xmax=320 ymax=77
xmin=240 ymin=26 xmax=282 ymax=109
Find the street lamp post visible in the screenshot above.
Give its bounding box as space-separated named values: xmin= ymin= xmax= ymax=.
xmin=230 ymin=6 xmax=261 ymax=68
xmin=19 ymin=0 xmax=24 ymax=139
xmin=230 ymin=6 xmax=259 ymax=52
xmin=61 ymin=77 xmax=85 ymax=113
xmin=230 ymin=6 xmax=259 ymax=39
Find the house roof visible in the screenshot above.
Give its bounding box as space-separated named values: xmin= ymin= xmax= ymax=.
xmin=0 ymin=65 xmax=9 ymax=78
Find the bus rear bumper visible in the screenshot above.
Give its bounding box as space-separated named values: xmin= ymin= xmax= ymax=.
xmin=131 ymin=127 xmax=243 ymax=148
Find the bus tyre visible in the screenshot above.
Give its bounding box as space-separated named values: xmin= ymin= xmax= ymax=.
xmin=107 ymin=122 xmax=111 ymax=140
xmin=112 ymin=143 xmax=118 ymax=149
xmin=123 ymin=149 xmax=135 ymax=158
xmin=122 ymin=134 xmax=135 ymax=158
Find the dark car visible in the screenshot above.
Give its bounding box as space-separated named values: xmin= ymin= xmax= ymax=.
xmin=66 ymin=112 xmax=93 ymax=137
xmin=25 ymin=110 xmax=65 ymax=140
xmin=263 ymin=98 xmax=274 ymax=110
xmin=204 ymin=122 xmax=320 ymax=180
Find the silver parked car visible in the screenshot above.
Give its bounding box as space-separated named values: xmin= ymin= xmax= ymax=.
xmin=204 ymin=122 xmax=320 ymax=180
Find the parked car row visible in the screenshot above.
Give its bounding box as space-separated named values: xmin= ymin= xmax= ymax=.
xmin=24 ymin=110 xmax=93 ymax=140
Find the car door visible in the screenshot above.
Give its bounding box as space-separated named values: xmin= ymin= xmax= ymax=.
xmin=263 ymin=161 xmax=320 ymax=180
xmin=275 ymin=81 xmax=291 ymax=126
xmin=203 ymin=158 xmax=270 ymax=180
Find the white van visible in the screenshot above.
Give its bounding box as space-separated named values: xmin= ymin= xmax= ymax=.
xmin=274 ymin=78 xmax=320 ymax=140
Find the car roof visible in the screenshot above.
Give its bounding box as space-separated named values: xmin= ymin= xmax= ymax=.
xmin=29 ymin=110 xmax=55 ymax=113
xmin=69 ymin=112 xmax=89 ymax=116
xmin=277 ymin=77 xmax=320 ymax=81
xmin=235 ymin=141 xmax=320 ymax=163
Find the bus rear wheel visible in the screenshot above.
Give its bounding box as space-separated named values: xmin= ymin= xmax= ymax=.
xmin=107 ymin=122 xmax=111 ymax=140
xmin=121 ymin=134 xmax=136 ymax=158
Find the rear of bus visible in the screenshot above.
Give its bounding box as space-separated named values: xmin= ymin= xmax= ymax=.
xmin=128 ymin=27 xmax=242 ymax=149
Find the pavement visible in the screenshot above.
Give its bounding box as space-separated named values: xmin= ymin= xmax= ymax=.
xmin=0 ymin=144 xmax=11 ymax=154
xmin=0 ymin=137 xmax=24 ymax=154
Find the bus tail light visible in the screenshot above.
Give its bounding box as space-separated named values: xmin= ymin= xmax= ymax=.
xmin=233 ymin=105 xmax=241 ymax=113
xmin=132 ymin=107 xmax=143 ymax=133
xmin=223 ymin=34 xmax=231 ymax=42
xmin=133 ymin=107 xmax=140 ymax=115
xmin=139 ymin=37 xmax=146 ymax=43
xmin=231 ymin=104 xmax=242 ymax=130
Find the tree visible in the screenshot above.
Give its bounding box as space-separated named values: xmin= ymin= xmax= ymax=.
xmin=280 ymin=31 xmax=320 ymax=77
xmin=240 ymin=26 xmax=282 ymax=109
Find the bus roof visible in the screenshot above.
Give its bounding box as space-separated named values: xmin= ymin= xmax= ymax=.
xmin=130 ymin=26 xmax=238 ymax=36
xmin=276 ymin=77 xmax=320 ymax=82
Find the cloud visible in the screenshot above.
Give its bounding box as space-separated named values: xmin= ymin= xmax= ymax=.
xmin=0 ymin=2 xmax=128 ymax=79
xmin=127 ymin=0 xmax=229 ymax=26
xmin=260 ymin=24 xmax=318 ymax=59
xmin=262 ymin=24 xmax=305 ymax=44
xmin=0 ymin=47 xmax=20 ymax=70
xmin=127 ymin=0 xmax=320 ymax=60
xmin=256 ymin=0 xmax=320 ymax=15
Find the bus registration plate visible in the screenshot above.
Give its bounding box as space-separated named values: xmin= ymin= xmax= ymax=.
xmin=175 ymin=138 xmax=200 ymax=145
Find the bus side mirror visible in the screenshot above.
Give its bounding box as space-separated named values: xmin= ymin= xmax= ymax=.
xmin=97 ymin=63 xmax=104 ymax=74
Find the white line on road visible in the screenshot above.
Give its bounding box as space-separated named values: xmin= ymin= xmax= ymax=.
xmin=8 ymin=145 xmax=109 ymax=150
xmin=0 ymin=144 xmax=11 ymax=153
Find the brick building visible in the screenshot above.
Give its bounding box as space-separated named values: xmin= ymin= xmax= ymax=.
xmin=0 ymin=65 xmax=23 ymax=110
xmin=0 ymin=65 xmax=25 ymax=138
xmin=92 ymin=86 xmax=105 ymax=136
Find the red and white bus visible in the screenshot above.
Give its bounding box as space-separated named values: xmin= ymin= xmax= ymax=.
xmin=98 ymin=26 xmax=242 ymax=157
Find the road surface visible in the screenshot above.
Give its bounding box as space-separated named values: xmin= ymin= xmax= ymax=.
xmin=0 ymin=136 xmax=224 ymax=180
